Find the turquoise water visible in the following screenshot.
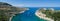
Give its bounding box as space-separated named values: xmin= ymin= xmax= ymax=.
xmin=12 ymin=7 xmax=47 ymax=21
xmin=12 ymin=7 xmax=60 ymax=21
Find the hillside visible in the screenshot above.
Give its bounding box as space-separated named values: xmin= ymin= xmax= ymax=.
xmin=39 ymin=8 xmax=60 ymax=21
xmin=0 ymin=2 xmax=27 ymax=21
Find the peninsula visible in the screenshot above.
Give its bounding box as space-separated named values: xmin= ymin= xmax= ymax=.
xmin=35 ymin=8 xmax=60 ymax=21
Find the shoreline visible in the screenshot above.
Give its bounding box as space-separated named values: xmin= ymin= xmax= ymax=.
xmin=9 ymin=14 xmax=15 ymax=21
xmin=9 ymin=11 xmax=25 ymax=21
xmin=35 ymin=10 xmax=54 ymax=21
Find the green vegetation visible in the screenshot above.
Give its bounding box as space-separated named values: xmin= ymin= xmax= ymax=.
xmin=40 ymin=8 xmax=60 ymax=21
xmin=0 ymin=2 xmax=27 ymax=21
xmin=52 ymin=11 xmax=60 ymax=21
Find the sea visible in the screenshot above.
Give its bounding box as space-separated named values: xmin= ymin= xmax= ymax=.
xmin=12 ymin=7 xmax=60 ymax=21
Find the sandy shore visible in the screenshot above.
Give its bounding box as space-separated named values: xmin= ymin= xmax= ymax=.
xmin=35 ymin=10 xmax=54 ymax=21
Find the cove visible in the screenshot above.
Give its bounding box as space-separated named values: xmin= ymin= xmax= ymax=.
xmin=12 ymin=7 xmax=47 ymax=21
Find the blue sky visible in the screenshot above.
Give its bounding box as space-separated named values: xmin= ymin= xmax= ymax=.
xmin=0 ymin=0 xmax=60 ymax=7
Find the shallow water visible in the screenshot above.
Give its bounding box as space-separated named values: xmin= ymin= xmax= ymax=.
xmin=12 ymin=7 xmax=49 ymax=21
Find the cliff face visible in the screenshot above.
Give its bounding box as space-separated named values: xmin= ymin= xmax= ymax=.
xmin=0 ymin=2 xmax=27 ymax=21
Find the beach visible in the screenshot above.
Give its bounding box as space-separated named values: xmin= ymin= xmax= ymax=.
xmin=35 ymin=10 xmax=54 ymax=21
